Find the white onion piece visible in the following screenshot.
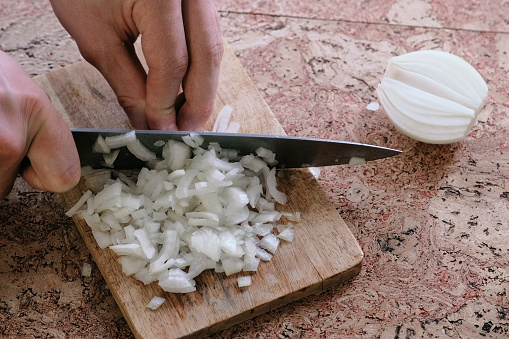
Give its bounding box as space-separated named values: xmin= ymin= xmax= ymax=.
xmin=92 ymin=230 xmax=114 ymax=249
xmin=259 ymin=233 xmax=280 ymax=254
xmin=212 ymin=105 xmax=234 ymax=132
xmin=266 ymin=168 xmax=287 ymax=205
xmin=222 ymin=258 xmax=244 ymax=276
xmin=277 ymin=227 xmax=295 ymax=242
xmin=104 ymin=131 xmax=136 ymax=148
xmin=127 ymin=139 xmax=157 ymax=162
xmin=103 ymin=149 xmax=120 ymax=167
xmin=82 ymin=262 xmax=92 ymax=276
xmin=93 ymin=135 xmax=111 ymax=153
xmin=119 ymin=256 xmax=148 ymax=276
xmin=348 ymin=157 xmax=366 ymax=167
xmin=366 ymin=102 xmax=380 ymax=111
xmin=226 ymin=121 xmax=241 ymax=133
xmin=376 ymin=50 xmax=488 ymax=144
xmin=237 ymin=276 xmax=252 ymax=287
xmin=182 ymin=133 xmax=204 ymax=148
xmin=66 ymin=190 xmax=93 ymax=217
xmin=147 ymin=296 xmax=166 ymax=310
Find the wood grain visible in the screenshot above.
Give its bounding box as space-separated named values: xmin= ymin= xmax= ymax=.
xmin=33 ymin=43 xmax=363 ymax=339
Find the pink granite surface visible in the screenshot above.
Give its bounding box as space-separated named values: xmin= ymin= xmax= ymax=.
xmin=1 ymin=0 xmax=508 ymax=338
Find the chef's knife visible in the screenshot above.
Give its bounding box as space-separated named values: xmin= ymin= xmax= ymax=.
xmin=72 ymin=128 xmax=401 ymax=169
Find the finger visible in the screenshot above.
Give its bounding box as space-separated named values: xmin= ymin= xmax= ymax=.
xmin=136 ymin=0 xmax=188 ymax=130
xmin=20 ymin=98 xmax=81 ymax=193
xmin=178 ymin=0 xmax=223 ymax=131
xmin=0 ymin=79 xmax=23 ymax=198
xmin=49 ymin=0 xmax=150 ymax=129
xmin=0 ymin=137 xmax=24 ymax=199
xmin=83 ymin=36 xmax=150 ymax=130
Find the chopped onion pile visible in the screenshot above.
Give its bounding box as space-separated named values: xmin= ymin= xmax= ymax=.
xmin=67 ymin=132 xmax=298 ymax=294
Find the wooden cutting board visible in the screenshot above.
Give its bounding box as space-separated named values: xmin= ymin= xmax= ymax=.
xmin=33 ymin=43 xmax=363 ymax=338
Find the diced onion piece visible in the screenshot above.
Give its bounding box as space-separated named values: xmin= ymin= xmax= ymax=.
xmin=366 ymin=102 xmax=380 ymax=111
xmin=187 ymin=256 xmax=216 ymax=279
xmin=103 ymin=149 xmax=120 ymax=167
xmin=147 ymin=296 xmax=166 ymax=310
xmin=93 ymin=135 xmax=111 ymax=153
xmin=127 ymin=139 xmax=157 ymax=162
xmin=277 ymin=227 xmax=295 ymax=242
xmin=135 ymin=267 xmax=157 ymax=285
xmin=182 ymin=133 xmax=205 ymax=148
xmin=256 ymin=147 xmax=277 ymax=166
xmin=255 ymin=246 xmax=273 ymax=261
xmin=110 ymin=243 xmax=144 ymax=257
xmin=119 ymin=256 xmax=148 ymax=276
xmin=266 ymin=168 xmax=287 ymax=204
xmin=222 ymin=258 xmax=244 ymax=276
xmin=104 ymin=131 xmax=137 ymax=148
xmin=163 ymin=140 xmax=192 ymax=170
xmin=159 ymin=268 xmax=196 ymax=293
xmin=82 ymin=262 xmax=92 ymax=277
xmin=349 ymin=157 xmax=366 ymax=167
xmin=212 ymin=105 xmax=233 ymax=132
xmin=226 ymin=121 xmax=241 ymax=133
xmin=134 ymin=228 xmax=156 ymax=259
xmin=308 ymin=167 xmax=321 ymax=179
xmin=190 ymin=228 xmax=221 ymax=261
xmin=93 ymin=182 xmax=123 ymax=212
xmin=66 ymin=190 xmax=93 ymax=217
xmin=241 ymin=154 xmax=267 ymax=173
xmin=237 ymin=276 xmax=252 ymax=288
xmin=259 ymin=233 xmax=280 ymax=254
xmin=92 ymin=230 xmax=114 ymax=249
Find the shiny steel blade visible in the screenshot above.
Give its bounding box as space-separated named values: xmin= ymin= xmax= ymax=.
xmin=72 ymin=128 xmax=401 ymax=169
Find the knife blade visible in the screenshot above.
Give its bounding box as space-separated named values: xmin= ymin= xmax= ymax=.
xmin=72 ymin=128 xmax=401 ymax=169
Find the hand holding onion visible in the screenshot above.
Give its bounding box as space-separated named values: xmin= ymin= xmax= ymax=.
xmin=49 ymin=0 xmax=224 ymax=131
xmin=0 ymin=51 xmax=81 ymax=200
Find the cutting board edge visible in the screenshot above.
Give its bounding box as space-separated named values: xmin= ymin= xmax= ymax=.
xmin=190 ymin=256 xmax=364 ymax=338
xmin=67 ymin=195 xmax=364 ymax=339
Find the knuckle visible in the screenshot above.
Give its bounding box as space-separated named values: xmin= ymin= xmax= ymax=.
xmin=0 ymin=182 xmax=15 ymax=200
xmin=0 ymin=130 xmax=25 ymax=163
xmin=200 ymin=39 xmax=224 ymax=68
xmin=73 ymin=37 xmax=105 ymax=67
xmin=53 ymin=164 xmax=81 ymax=192
xmin=168 ymin=52 xmax=189 ymax=77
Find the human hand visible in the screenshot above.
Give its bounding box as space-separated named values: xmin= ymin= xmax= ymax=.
xmin=49 ymin=0 xmax=223 ymax=131
xmin=0 ymin=51 xmax=81 ymax=199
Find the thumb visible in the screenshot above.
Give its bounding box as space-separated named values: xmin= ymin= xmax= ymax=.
xmin=21 ymin=104 xmax=81 ymax=194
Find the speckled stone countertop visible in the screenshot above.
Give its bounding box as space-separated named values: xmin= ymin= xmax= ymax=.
xmin=1 ymin=1 xmax=508 ymax=338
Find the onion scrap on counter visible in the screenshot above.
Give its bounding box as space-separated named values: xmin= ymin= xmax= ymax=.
xmin=67 ymin=128 xmax=299 ymax=295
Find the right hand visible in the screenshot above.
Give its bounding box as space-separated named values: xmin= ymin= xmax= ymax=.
xmin=0 ymin=51 xmax=81 ymax=200
xmin=49 ymin=0 xmax=224 ymax=131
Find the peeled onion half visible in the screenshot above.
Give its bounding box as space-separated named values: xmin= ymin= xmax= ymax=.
xmin=376 ymin=50 xmax=488 ymax=144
